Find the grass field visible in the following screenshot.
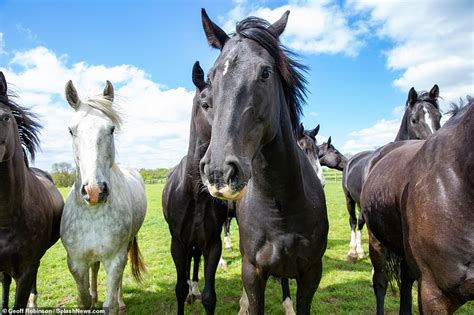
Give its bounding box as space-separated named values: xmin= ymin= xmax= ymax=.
xmin=7 ymin=182 xmax=473 ymax=314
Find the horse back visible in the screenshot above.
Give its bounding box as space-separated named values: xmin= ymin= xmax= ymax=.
xmin=343 ymin=150 xmax=374 ymax=203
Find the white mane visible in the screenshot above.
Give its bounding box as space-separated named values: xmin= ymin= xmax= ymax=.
xmin=82 ymin=95 xmax=122 ymax=129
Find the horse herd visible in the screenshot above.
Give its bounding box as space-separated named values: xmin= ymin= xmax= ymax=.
xmin=0 ymin=8 xmax=472 ymax=315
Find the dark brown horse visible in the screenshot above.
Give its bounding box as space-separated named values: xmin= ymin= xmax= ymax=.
xmin=162 ymin=62 xmax=229 ymax=314
xmin=361 ymin=97 xmax=474 ymax=314
xmin=342 ymin=85 xmax=441 ymax=262
xmin=0 ymin=72 xmax=63 ymax=312
xmin=199 ymin=10 xmax=328 ymax=314
xmin=297 ymin=123 xmax=325 ymax=187
xmin=318 ymin=136 xmax=347 ymax=171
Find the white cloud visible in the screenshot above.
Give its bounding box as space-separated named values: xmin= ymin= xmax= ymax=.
xmin=220 ymin=0 xmax=367 ymax=56
xmin=349 ymin=0 xmax=474 ymax=105
xmin=342 ymin=118 xmax=401 ymax=153
xmin=1 ymin=46 xmax=195 ymax=171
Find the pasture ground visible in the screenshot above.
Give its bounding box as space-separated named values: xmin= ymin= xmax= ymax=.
xmin=6 ymin=182 xmax=473 ymax=314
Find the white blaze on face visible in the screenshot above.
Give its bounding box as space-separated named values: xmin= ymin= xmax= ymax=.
xmin=223 ymin=59 xmax=230 ymax=76
xmin=424 ymin=106 xmax=434 ymax=133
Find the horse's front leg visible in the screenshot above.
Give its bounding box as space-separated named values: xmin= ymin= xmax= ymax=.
xmin=27 ymin=272 xmax=38 ymax=308
xmin=13 ymin=265 xmax=39 ymax=310
xmin=67 ymin=256 xmax=92 ymax=308
xmin=103 ymin=251 xmax=127 ymax=315
xmin=296 ymin=261 xmax=322 ymax=315
xmin=90 ymin=262 xmax=100 ymax=307
xmin=368 ymin=231 xmax=388 ymax=315
xmin=201 ymin=240 xmax=222 ymax=314
xmin=241 ymin=257 xmax=267 ymax=315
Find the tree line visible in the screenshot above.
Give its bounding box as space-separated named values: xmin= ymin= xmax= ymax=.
xmin=50 ymin=162 xmax=170 ymax=187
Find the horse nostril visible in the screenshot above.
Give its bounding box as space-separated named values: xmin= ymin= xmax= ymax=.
xmin=81 ymin=184 xmax=87 ymax=196
xmin=199 ymin=159 xmax=209 ymax=180
xmin=224 ymin=161 xmax=239 ymax=185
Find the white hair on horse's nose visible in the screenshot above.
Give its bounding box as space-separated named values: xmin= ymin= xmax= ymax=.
xmin=424 ymin=106 xmax=434 ymax=133
xmin=223 ymin=59 xmax=230 ymax=76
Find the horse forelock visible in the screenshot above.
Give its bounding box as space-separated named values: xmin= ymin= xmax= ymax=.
xmin=82 ymin=95 xmax=122 ymax=129
xmin=235 ymin=16 xmax=308 ymax=134
xmin=0 ymin=93 xmax=42 ymax=164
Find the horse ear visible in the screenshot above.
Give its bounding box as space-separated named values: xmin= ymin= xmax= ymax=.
xmin=407 ymin=87 xmax=417 ymax=107
xmin=192 ymin=61 xmax=207 ymax=91
xmin=429 ymin=84 xmax=439 ymax=100
xmin=103 ymin=80 xmax=114 ymax=103
xmin=309 ymin=124 xmax=320 ymax=139
xmin=269 ymin=10 xmax=290 ymax=37
xmin=297 ymin=123 xmax=304 ymax=138
xmin=65 ymin=80 xmax=80 ymax=110
xmin=0 ymin=72 xmax=7 ymax=96
xmin=327 ymin=136 xmax=332 ymax=146
xmin=201 ymin=9 xmax=229 ymax=50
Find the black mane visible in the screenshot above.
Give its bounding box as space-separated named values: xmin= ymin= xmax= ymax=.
xmin=407 ymin=90 xmax=440 ymax=109
xmin=447 ymin=95 xmax=473 ymax=118
xmin=0 ymin=93 xmax=42 ymax=163
xmin=236 ymin=16 xmax=308 ymax=132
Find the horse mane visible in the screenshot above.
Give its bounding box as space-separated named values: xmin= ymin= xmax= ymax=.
xmin=0 ymin=93 xmax=42 ymax=164
xmin=236 ymin=17 xmax=308 ymax=132
xmin=82 ymin=95 xmax=122 ymax=129
xmin=406 ymin=90 xmax=440 ymax=109
xmin=447 ymin=95 xmax=473 ymax=118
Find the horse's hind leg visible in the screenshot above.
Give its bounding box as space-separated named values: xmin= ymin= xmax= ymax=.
xmin=241 ymin=257 xmax=268 ymax=315
xmin=2 ymin=272 xmax=12 ymax=312
xmin=281 ymin=278 xmax=295 ymax=315
xmin=224 ymin=217 xmax=232 ymax=250
xmin=202 ymin=241 xmax=222 ymax=314
xmin=27 ymin=272 xmax=38 ymax=308
xmin=296 ymin=261 xmax=322 ymax=315
xmin=355 ymin=205 xmax=365 ymax=259
xmin=399 ymin=260 xmax=415 ymax=315
xmin=171 ymin=239 xmax=189 ymax=315
xmin=90 ymin=262 xmax=100 ymax=307
xmin=368 ymin=232 xmax=388 ymax=315
xmin=418 ymin=274 xmax=461 ymax=314
xmin=345 ymin=192 xmax=358 ymax=262
xmin=103 ymin=251 xmax=127 ymax=315
xmin=67 ymin=256 xmax=92 ymax=308
xmin=190 ymin=248 xmax=202 ymax=302
xmin=117 ymin=274 xmax=125 ymax=313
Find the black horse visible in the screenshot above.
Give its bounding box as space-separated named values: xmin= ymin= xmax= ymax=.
xmin=318 ymin=136 xmax=347 ymax=171
xmin=297 ymin=123 xmax=325 ymax=187
xmin=0 ymin=72 xmax=63 ymax=312
xmin=162 ymin=62 xmax=228 ymax=314
xmin=200 ymin=10 xmax=328 ymax=314
xmin=360 ymin=97 xmax=474 ymax=314
xmin=342 ymin=85 xmax=441 ymax=262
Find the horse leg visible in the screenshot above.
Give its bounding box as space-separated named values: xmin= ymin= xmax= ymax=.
xmin=102 ymin=252 xmax=127 ymax=315
xmin=90 ymin=262 xmax=100 ymax=307
xmin=241 ymin=257 xmax=267 ymax=315
xmin=368 ymin=232 xmax=388 ymax=315
xmin=345 ymin=193 xmax=358 ymax=262
xmin=27 ymin=271 xmax=38 ymax=308
xmin=67 ymin=256 xmax=92 ymax=308
xmin=399 ymin=260 xmax=415 ymax=315
xmin=355 ymin=207 xmax=365 ymax=259
xmin=281 ymin=278 xmax=295 ymax=315
xmin=238 ymin=288 xmax=249 ymax=315
xmin=191 ymin=247 xmax=202 ymax=302
xmin=13 ymin=266 xmax=38 ymax=310
xmin=296 ymin=262 xmax=322 ymax=315
xmin=201 ymin=241 xmax=222 ymax=314
xmin=117 ymin=274 xmax=125 ymax=313
xmin=224 ymin=217 xmax=232 ymax=250
xmin=418 ymin=274 xmax=460 ymax=314
xmin=171 ymin=239 xmax=189 ymax=315
xmin=2 ymin=272 xmax=12 ymax=312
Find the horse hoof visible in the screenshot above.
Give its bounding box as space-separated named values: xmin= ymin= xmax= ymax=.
xmin=346 ymin=253 xmax=358 ymax=263
xmin=28 ymin=293 xmax=38 ymax=308
xmin=357 ymin=251 xmax=365 ymax=259
xmin=193 ymin=294 xmax=202 ymax=303
xmin=119 ymin=305 xmax=126 ymax=314
xmin=186 ymin=294 xmax=194 ymax=304
xmin=218 ymin=257 xmax=228 ymax=271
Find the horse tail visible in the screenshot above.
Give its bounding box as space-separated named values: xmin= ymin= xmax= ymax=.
xmin=385 ymin=250 xmax=402 ymax=293
xmin=129 ymin=236 xmax=146 ymax=284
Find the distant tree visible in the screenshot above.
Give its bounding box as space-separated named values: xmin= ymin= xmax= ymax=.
xmin=51 ymin=162 xmax=75 ymax=187
xmin=139 ymin=167 xmax=170 ymax=183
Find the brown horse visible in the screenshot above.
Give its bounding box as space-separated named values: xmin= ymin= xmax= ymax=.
xmin=361 ymin=98 xmax=474 ymax=314
xmin=342 ymin=85 xmax=441 ymax=262
xmin=0 ymin=72 xmax=64 ymax=312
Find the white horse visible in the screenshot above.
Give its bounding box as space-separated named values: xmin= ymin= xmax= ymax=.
xmin=60 ymin=80 xmax=147 ymax=314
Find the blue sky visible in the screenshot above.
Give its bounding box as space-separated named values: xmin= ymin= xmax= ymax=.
xmin=0 ymin=0 xmax=472 ymax=170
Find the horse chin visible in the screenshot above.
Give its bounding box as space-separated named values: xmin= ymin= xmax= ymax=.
xmin=207 ymin=184 xmax=247 ymax=201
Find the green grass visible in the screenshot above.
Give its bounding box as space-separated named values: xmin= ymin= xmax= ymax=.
xmin=7 ymin=183 xmax=473 ymax=314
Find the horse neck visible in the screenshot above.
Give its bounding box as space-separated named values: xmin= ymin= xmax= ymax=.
xmin=0 ymin=144 xmax=27 ymax=223
xmin=395 ymin=110 xmax=409 ymax=141
xmin=184 ymin=104 xmax=208 ymax=189
xmin=253 ymin=96 xmax=304 ymax=201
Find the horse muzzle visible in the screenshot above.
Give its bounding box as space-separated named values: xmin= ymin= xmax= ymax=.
xmin=206 ymin=182 xmax=248 ymax=201
xmin=81 ymin=181 xmax=109 ymax=205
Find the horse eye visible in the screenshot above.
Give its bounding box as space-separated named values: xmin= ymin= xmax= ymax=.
xmin=4 ymin=116 xmax=10 ymax=122
xmin=68 ymin=127 xmax=74 ymax=136
xmin=110 ymin=126 xmax=115 ymax=134
xmin=201 ymin=102 xmax=210 ymax=111
xmin=411 ymin=119 xmax=417 ymax=124
xmin=261 ymin=68 xmax=271 ymax=80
